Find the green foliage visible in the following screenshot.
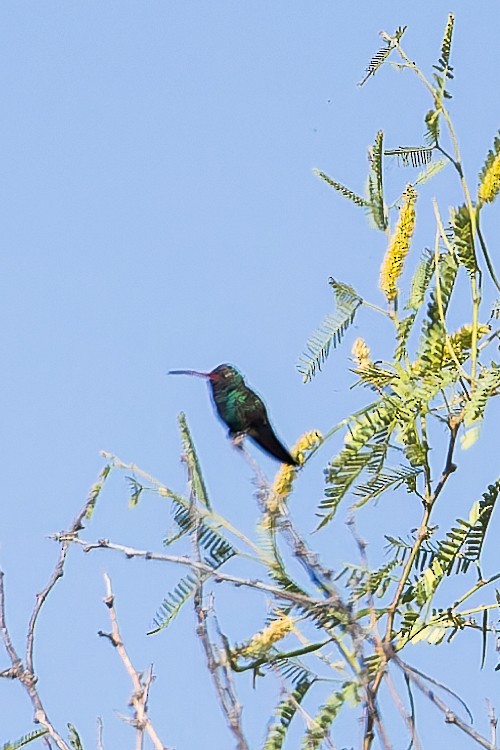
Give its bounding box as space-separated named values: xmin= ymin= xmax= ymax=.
xmin=67 ymin=724 xmax=84 ymax=750
xmin=425 ymin=108 xmax=440 ymax=146
xmin=126 ymin=476 xmax=144 ymax=507
xmin=1 ymin=730 xmax=47 ymax=750
xmin=149 ymin=573 xmax=198 ymax=634
xmin=350 ymin=558 xmax=401 ymax=599
xmin=302 ymin=683 xmax=358 ymax=749
xmin=319 ymin=399 xmax=397 ymax=526
xmin=263 ymin=678 xmax=313 ymax=750
xmin=313 ymin=169 xmax=368 ymax=207
xmin=417 ymin=249 xmax=459 ymax=372
xmin=85 ymin=463 xmax=111 ymax=520
xmin=367 ymin=130 xmax=387 ymax=231
xmin=352 ymin=363 xmax=395 ymax=392
xmin=385 ymin=146 xmax=433 ymax=168
xmin=406 ymin=249 xmax=435 ymax=311
xmin=354 ymin=465 xmax=421 ymax=508
xmin=432 ymin=13 xmax=455 ymax=104
xmin=178 ymin=412 xmax=211 ymax=508
xmin=414 ymin=157 xmax=447 ymax=186
xmin=298 ymin=280 xmax=362 ymax=382
xmin=394 ymin=250 xmax=435 ymax=361
xmin=149 ymin=415 xmax=237 ymax=634
xmin=422 ymin=14 xmax=455 ymax=157
xmin=461 ymin=364 xmax=500 ymax=448
xmin=463 ymin=480 xmax=500 ymax=568
xmin=451 ymin=204 xmax=477 ymax=275
xmin=358 ymin=26 xmax=406 ymax=87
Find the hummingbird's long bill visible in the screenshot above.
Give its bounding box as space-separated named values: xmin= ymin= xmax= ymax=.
xmin=168 ymin=370 xmax=210 ymax=378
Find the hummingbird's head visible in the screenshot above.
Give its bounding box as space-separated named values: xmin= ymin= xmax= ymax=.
xmin=209 ymin=364 xmax=244 ymax=386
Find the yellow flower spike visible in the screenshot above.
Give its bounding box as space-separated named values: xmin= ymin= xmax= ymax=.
xmin=478 ymin=133 xmax=500 ymax=205
xmin=262 ymin=431 xmax=322 ymax=520
xmin=238 ymin=613 xmax=294 ymax=659
xmin=379 ymin=185 xmax=417 ymax=302
xmin=270 ymin=431 xmax=322 ymax=497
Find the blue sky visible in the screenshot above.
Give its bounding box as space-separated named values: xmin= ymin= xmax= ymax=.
xmin=1 ymin=3 xmax=499 ymax=748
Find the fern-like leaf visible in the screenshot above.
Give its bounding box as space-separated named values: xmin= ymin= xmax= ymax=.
xmin=319 ymin=399 xmax=397 ymax=526
xmin=149 ymin=573 xmax=198 ymax=634
xmin=451 ymin=204 xmax=477 ymax=275
xmin=85 ymin=463 xmax=111 ymax=520
xmin=417 ymin=250 xmax=458 ymax=373
xmin=126 ymin=476 xmax=144 ymax=507
xmin=298 ymin=280 xmax=362 ymax=382
xmin=394 ymin=250 xmax=435 ymax=361
xmin=152 ymin=496 xmax=236 ymax=633
xmin=395 ymin=315 xmax=417 ymax=362
xmin=463 ymin=480 xmax=500 ymax=567
xmin=385 ymin=146 xmax=433 ymax=168
xmin=350 ymin=558 xmax=400 ymax=600
xmin=432 ymin=13 xmax=455 ymax=104
xmin=425 ymin=109 xmax=440 ymax=146
xmin=1 ymin=729 xmax=48 ymax=750
xmin=414 ymin=158 xmax=447 ymax=186
xmin=368 ymin=130 xmax=387 ymax=231
xmin=178 ymin=412 xmax=211 ymax=508
xmin=263 ymin=678 xmax=313 ymax=750
xmin=353 ymin=465 xmax=422 ymax=508
xmin=67 ymin=724 xmax=83 ymax=750
xmin=461 ymin=364 xmax=500 ymax=448
xmin=302 ymin=683 xmax=357 ymax=749
xmin=352 ymin=363 xmax=396 ymax=392
xmin=358 ymin=26 xmax=406 ymax=86
xmin=167 ymin=496 xmax=236 ymax=566
xmin=313 ymin=169 xmax=368 ymax=207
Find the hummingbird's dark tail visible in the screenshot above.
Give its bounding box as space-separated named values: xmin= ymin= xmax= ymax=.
xmin=247 ymin=423 xmax=299 ymax=466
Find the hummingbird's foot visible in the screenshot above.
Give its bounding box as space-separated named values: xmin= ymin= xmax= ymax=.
xmin=230 ymin=432 xmax=246 ymax=450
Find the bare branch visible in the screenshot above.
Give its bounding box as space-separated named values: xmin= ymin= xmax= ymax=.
xmin=395 ymin=657 xmax=495 ymax=750
xmin=99 ymin=572 xmax=170 ymax=750
xmin=0 ymin=569 xmax=70 ymax=750
xmin=26 ymin=464 xmax=110 ymax=674
xmin=63 ymin=535 xmax=329 ymax=609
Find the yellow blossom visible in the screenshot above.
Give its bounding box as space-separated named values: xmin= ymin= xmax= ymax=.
xmin=351 ymin=337 xmax=372 ymax=370
xmin=380 ymin=185 xmax=417 ymax=302
xmin=237 ymin=613 xmax=294 ymax=658
xmin=268 ymin=431 xmax=323 ymax=503
xmin=478 ymin=135 xmax=500 ymax=204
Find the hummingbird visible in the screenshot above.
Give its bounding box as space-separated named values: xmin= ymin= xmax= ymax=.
xmin=169 ymin=364 xmax=298 ymax=466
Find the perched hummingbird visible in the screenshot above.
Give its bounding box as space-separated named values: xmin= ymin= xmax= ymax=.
xmin=169 ymin=364 xmax=298 ymax=466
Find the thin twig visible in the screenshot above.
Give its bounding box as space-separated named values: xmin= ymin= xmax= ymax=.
xmin=27 ymin=464 xmax=111 ymax=674
xmin=394 ymin=656 xmax=495 ymax=750
xmin=384 ymin=671 xmax=423 ymax=750
xmin=487 ymin=700 xmax=497 ymax=749
xmin=97 ymin=716 xmax=105 ymax=750
xmin=99 ymin=573 xmax=169 ymax=750
xmin=0 ymin=570 xmax=69 ymax=750
xmin=63 ymin=535 xmax=329 ymax=609
xmin=189 ymin=466 xmax=249 ymax=750
xmin=363 ymin=420 xmax=460 ymax=749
